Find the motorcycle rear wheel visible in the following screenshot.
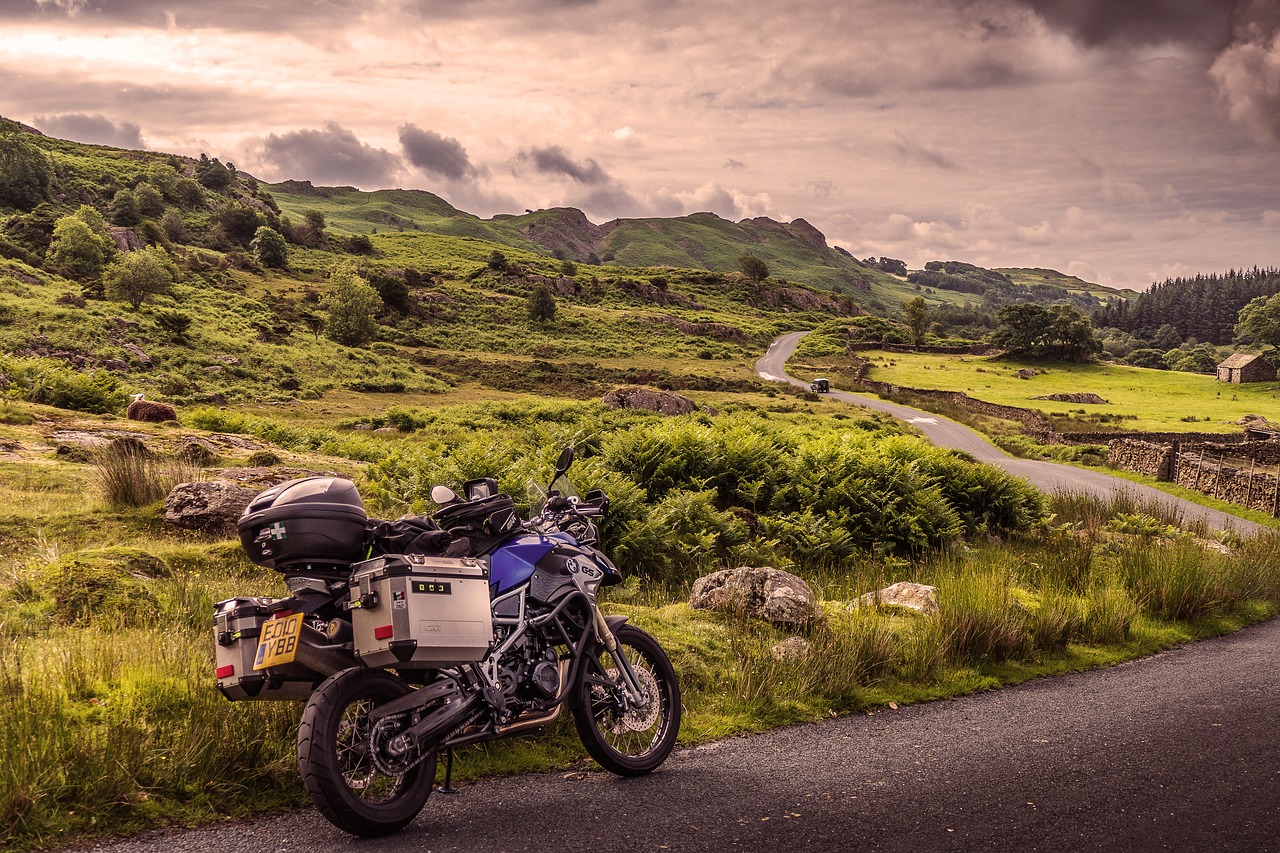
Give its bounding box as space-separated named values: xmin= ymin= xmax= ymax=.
xmin=297 ymin=668 xmax=436 ymax=837
xmin=572 ymin=624 xmax=681 ymax=776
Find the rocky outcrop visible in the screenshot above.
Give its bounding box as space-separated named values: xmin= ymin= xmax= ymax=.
xmin=163 ymin=481 xmax=259 ymax=536
xmin=1031 ymin=393 xmax=1109 ymax=404
xmin=601 ymin=386 xmax=699 ymax=416
xmin=689 ymin=567 xmax=817 ymax=628
xmin=854 ymin=581 xmax=939 ymax=615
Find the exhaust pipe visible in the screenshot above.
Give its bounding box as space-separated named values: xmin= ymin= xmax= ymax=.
xmin=270 ymin=622 xmax=357 ymax=678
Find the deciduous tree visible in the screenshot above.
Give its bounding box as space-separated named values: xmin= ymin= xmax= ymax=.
xmin=1234 ymin=292 xmax=1280 ymax=351
xmin=104 ymin=246 xmax=176 ymax=310
xmin=323 ymin=265 xmax=382 ymax=346
xmin=528 ymin=283 xmax=556 ymax=323
xmin=738 ymin=254 xmax=769 ymax=283
xmin=0 ymin=133 xmax=52 ymax=211
xmin=903 ymin=296 xmax=928 ymax=347
xmin=250 ymin=226 xmax=289 ymax=269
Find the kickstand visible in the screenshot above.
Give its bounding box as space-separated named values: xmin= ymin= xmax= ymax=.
xmin=435 ymin=748 xmax=458 ymax=794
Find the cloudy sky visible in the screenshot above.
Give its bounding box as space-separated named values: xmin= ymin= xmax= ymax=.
xmin=3 ymin=0 xmax=1280 ymax=290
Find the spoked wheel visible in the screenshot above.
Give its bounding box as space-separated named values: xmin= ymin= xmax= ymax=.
xmin=297 ymin=668 xmax=436 ymax=837
xmin=572 ymin=624 xmax=681 ymax=776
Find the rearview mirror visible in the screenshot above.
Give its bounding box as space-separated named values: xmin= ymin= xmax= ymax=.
xmin=430 ymin=485 xmax=459 ymax=505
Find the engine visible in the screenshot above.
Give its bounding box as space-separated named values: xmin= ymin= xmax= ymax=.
xmin=493 ymin=626 xmax=562 ymax=718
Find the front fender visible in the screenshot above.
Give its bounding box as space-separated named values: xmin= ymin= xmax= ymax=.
xmin=566 ymin=614 xmax=630 ymax=710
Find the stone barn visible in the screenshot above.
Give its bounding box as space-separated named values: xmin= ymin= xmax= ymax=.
xmin=1216 ymin=352 xmax=1277 ymax=384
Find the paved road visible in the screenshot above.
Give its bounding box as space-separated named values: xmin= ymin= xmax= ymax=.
xmin=759 ymin=331 xmax=1267 ymax=536
xmin=81 ymin=619 xmax=1280 ymax=853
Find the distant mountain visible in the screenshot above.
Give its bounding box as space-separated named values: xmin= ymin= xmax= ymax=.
xmin=267 ymin=183 xmax=886 ymax=298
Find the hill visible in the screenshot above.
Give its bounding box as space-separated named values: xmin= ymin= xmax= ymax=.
xmin=0 ymin=118 xmax=863 ymax=413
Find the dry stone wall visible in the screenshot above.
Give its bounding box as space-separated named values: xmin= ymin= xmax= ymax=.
xmin=1107 ymin=439 xmax=1176 ymax=480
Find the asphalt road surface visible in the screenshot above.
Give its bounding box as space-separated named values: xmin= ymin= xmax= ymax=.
xmin=759 ymin=331 xmax=1268 ymax=536
xmin=80 ymin=619 xmax=1280 ymax=853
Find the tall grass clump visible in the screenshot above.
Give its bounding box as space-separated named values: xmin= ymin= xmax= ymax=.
xmin=1115 ymin=540 xmax=1225 ymax=622
xmin=93 ymin=441 xmax=199 ymax=508
xmin=934 ymin=562 xmax=1029 ymax=664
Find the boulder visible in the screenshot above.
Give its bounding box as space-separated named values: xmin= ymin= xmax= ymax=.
xmin=1015 ymin=368 xmax=1037 ymax=380
xmin=771 ymin=636 xmax=811 ymax=661
xmin=163 ymin=481 xmax=259 ymax=536
xmin=689 ymin=566 xmax=817 ymax=628
xmin=854 ymin=581 xmax=939 ymax=615
xmin=601 ymin=386 xmax=698 ymax=416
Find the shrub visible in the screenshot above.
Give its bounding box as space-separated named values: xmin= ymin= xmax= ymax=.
xmin=250 ymin=226 xmax=288 ymax=269
xmin=0 ymin=357 xmax=127 ymax=414
xmin=246 ymin=449 xmax=283 ymax=466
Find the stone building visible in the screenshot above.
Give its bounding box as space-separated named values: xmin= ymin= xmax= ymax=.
xmin=1216 ymin=352 xmax=1276 ymax=383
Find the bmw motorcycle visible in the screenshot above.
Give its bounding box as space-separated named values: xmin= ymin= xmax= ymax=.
xmin=216 ymin=447 xmax=681 ymax=837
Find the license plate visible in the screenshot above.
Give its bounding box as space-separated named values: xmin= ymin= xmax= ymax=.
xmin=253 ymin=612 xmax=304 ymax=670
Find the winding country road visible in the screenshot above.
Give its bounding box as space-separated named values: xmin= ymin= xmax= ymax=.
xmin=758 ymin=331 xmax=1268 ymax=536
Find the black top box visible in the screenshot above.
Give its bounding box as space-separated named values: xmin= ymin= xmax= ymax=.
xmin=237 ymin=476 xmax=369 ymax=572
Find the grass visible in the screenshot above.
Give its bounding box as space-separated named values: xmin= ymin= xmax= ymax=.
xmin=805 ymin=348 xmax=1280 ymax=433
xmin=1 ymin=398 xmax=1278 ymax=850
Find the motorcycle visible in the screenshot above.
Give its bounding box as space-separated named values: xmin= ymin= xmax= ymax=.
xmin=215 ymin=447 xmax=681 ymax=837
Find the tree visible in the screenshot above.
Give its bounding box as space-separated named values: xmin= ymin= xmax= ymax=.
xmin=738 ymin=254 xmax=769 ymax=283
xmin=1234 ymin=292 xmax=1280 ymax=351
xmin=104 ymin=246 xmax=176 ymax=310
xmin=299 ymin=310 xmax=325 ymax=341
xmin=250 ymin=226 xmax=289 ymax=269
xmin=155 ymin=310 xmax=193 ymax=342
xmin=528 ymin=283 xmax=556 ymax=323
xmin=991 ymin=304 xmax=1100 ymax=361
xmin=49 ymin=216 xmax=109 ymax=280
xmin=108 ymin=188 xmax=141 ymax=226
xmin=160 ymin=208 xmax=187 ymax=243
xmin=903 ymin=296 xmax=928 ymax=347
xmin=195 ymin=154 xmax=233 ymax=190
xmin=323 ymin=265 xmax=382 ymax=346
xmin=560 ymin=259 xmax=578 ymax=277
xmin=215 ymin=202 xmax=264 ymax=246
xmin=133 ymin=182 xmax=165 ymax=218
xmin=487 ymin=250 xmax=508 ymax=273
xmin=0 ymin=133 xmax=52 ymax=211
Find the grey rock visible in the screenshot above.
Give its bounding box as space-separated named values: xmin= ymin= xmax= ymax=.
xmin=163 ymin=481 xmax=259 ymax=536
xmin=854 ymin=581 xmax=939 ymax=615
xmin=601 ymin=386 xmax=698 ymax=416
xmin=689 ymin=566 xmax=817 ymax=628
xmin=771 ymin=636 xmax=811 ymax=661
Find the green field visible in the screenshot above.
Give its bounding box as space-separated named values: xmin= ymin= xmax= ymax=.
xmin=851 ymin=351 xmax=1280 ymax=433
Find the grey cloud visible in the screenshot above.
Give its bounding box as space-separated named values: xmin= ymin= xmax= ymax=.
xmin=257 ymin=123 xmax=401 ymax=187
xmin=724 ymin=158 xmax=747 ymax=170
xmin=1000 ymin=0 xmax=1240 ymax=50
xmin=518 ymin=146 xmax=610 ymax=185
xmin=10 ymin=0 xmax=361 ymax=31
xmin=398 ymin=124 xmax=480 ymax=181
xmin=33 ymin=113 xmax=144 ymax=148
xmin=1210 ymin=35 xmax=1280 ymax=143
xmin=888 ymin=131 xmax=959 ymax=170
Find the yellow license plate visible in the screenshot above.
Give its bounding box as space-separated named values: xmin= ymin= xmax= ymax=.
xmin=253 ymin=612 xmax=304 ymax=670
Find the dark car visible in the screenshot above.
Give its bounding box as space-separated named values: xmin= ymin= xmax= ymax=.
xmin=810 ymin=377 xmax=830 ymax=393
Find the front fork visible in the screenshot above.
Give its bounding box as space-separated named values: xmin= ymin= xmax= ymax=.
xmin=592 ymin=606 xmax=648 ymax=707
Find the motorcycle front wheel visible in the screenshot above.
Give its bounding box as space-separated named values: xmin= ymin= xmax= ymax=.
xmin=297 ymin=668 xmax=436 ymax=837
xmin=572 ymin=624 xmax=681 ymax=776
